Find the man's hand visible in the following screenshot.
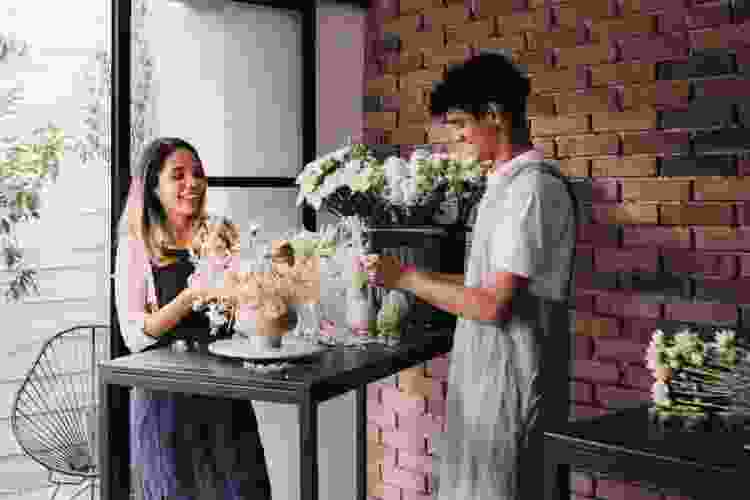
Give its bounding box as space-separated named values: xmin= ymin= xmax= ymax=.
xmin=363 ymin=254 xmax=405 ymax=290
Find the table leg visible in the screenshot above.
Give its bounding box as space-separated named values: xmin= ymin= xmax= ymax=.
xmin=356 ymin=387 xmax=367 ymax=500
xmin=99 ymin=381 xmax=130 ymax=500
xmin=98 ymin=379 xmax=110 ymax=500
xmin=299 ymin=396 xmax=319 ymax=500
xmin=544 ymin=453 xmax=570 ymax=500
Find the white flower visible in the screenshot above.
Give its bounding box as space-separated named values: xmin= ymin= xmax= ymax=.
xmin=318 ymin=170 xmax=343 ymax=198
xmin=689 ymin=351 xmax=704 ymax=366
xmin=383 ymin=156 xmax=410 ymax=183
xmin=387 ymin=181 xmax=405 ymax=204
xmin=652 ymin=329 xmax=666 ymax=346
xmin=715 ymin=329 xmax=736 ymax=351
xmin=651 ymin=380 xmax=671 ymax=406
xmin=401 ymin=178 xmax=418 ymax=205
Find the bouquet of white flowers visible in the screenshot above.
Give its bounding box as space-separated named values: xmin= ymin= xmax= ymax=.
xmin=295 ymin=143 xmax=486 ymax=227
xmin=646 ymin=327 xmax=750 ymax=423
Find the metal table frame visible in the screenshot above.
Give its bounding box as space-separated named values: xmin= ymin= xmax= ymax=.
xmin=98 ymin=328 xmax=453 ymax=500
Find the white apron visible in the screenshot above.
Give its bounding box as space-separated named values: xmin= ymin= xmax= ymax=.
xmin=435 ymin=160 xmax=577 ymax=500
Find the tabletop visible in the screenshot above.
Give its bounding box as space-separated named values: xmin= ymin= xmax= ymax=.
xmin=544 ymin=405 xmax=750 ymax=497
xmin=98 ymin=326 xmax=455 ymax=404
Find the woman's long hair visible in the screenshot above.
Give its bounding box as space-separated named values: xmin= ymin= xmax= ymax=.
xmin=116 ymin=137 xmax=208 ymax=261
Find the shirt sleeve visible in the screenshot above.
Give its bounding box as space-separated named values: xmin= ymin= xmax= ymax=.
xmin=114 ymin=237 xmax=159 ymax=353
xmin=490 ymin=171 xmax=571 ymax=279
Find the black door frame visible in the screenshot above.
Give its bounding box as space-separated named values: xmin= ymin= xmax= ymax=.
xmin=108 ymin=0 xmax=366 ymax=492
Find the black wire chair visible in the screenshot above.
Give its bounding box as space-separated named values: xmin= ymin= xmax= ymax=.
xmin=10 ymin=324 xmax=110 ymax=500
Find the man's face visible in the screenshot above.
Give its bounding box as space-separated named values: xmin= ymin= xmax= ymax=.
xmin=444 ymin=111 xmax=501 ymax=163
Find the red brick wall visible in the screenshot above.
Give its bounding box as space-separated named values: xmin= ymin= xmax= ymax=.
xmin=362 ymin=0 xmax=750 ymax=499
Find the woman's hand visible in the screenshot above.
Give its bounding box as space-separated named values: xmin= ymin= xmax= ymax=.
xmin=363 ymin=254 xmax=404 ymax=290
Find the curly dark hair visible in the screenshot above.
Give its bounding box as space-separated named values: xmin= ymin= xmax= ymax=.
xmin=429 ymin=53 xmax=531 ymax=131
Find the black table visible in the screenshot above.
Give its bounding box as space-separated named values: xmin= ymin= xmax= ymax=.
xmin=544 ymin=404 xmax=750 ymax=500
xmin=98 ymin=327 xmax=454 ymax=500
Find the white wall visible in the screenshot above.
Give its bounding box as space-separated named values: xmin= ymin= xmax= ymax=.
xmin=0 ymin=0 xmax=110 ymax=495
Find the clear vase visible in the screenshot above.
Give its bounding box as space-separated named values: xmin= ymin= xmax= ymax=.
xmin=346 ymin=287 xmax=375 ymax=334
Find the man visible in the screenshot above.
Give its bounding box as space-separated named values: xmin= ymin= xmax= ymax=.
xmin=365 ymin=53 xmax=577 ymax=500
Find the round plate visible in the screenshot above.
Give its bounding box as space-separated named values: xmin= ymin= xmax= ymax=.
xmin=208 ymin=335 xmax=325 ymax=361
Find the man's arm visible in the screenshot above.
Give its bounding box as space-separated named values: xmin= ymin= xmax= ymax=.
xmin=399 ymin=270 xmax=527 ymax=322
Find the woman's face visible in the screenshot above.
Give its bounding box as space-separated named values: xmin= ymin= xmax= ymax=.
xmin=156 ymin=148 xmax=206 ymax=221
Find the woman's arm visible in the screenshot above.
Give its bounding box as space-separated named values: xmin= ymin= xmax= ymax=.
xmin=425 ymin=272 xmax=464 ymax=285
xmin=115 ymin=238 xmax=197 ymax=351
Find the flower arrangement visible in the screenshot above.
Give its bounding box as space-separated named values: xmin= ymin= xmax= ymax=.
xmin=295 ymin=143 xmax=487 ymax=227
xmin=646 ymin=327 xmax=750 ymax=424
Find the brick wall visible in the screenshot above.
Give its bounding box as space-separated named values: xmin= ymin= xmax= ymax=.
xmin=362 ymin=0 xmax=750 ymax=499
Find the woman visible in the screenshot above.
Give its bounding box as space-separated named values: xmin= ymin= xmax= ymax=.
xmin=114 ymin=137 xmax=272 ymax=500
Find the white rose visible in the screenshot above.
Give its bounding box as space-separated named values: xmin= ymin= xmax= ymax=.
xmin=387 ymin=182 xmax=405 ymax=205
xmin=401 ymin=178 xmax=418 ymax=205
xmin=651 ymin=381 xmax=670 ymax=406
xmin=383 ymin=156 xmax=410 ymax=184
xmin=319 ymin=170 xmax=342 ymax=198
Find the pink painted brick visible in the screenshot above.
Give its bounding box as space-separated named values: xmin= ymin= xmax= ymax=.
xmin=575 ymin=271 xmax=608 ymax=291
xmin=634 ymin=0 xmax=689 ymax=13
xmin=427 ymin=379 xmax=446 ymax=403
xmin=595 ymin=247 xmax=659 ymax=273
xmin=622 ymin=226 xmax=691 ymax=249
xmin=401 ymin=489 xmax=433 ymax=500
xmin=363 ymin=128 xmax=387 ymax=144
xmin=687 ymin=3 xmax=731 ymax=28
xmin=712 ymin=78 xmax=750 ymax=100
xmin=736 ymin=203 xmax=750 ymax=226
xmin=574 ymin=359 xmax=622 ymax=384
xmin=665 ymin=495 xmax=694 ymax=500
xmin=382 ymin=428 xmax=428 ymax=456
xmin=740 ymin=254 xmax=750 ymax=277
xmin=381 ymin=386 xmax=427 ymax=417
xmin=397 ymin=449 xmax=433 ymax=475
xmin=369 ymin=422 xmax=382 ymax=440
xmin=427 ymin=398 xmax=446 ymax=419
xmin=694 ymin=227 xmax=750 ymax=251
xmin=620 ymin=34 xmax=689 ymax=63
xmin=596 ymin=478 xmax=662 ymax=500
xmin=664 ymin=301 xmax=739 ymax=326
xmin=571 ymin=404 xmax=609 ymax=420
xmin=376 ymin=481 xmax=401 ymax=500
xmin=571 ymin=471 xmax=595 ymax=497
xmin=427 ymin=356 xmax=450 ymax=379
xmin=575 ymin=334 xmax=594 ymax=360
xmin=381 ymin=94 xmax=401 ymax=112
xmin=371 ymin=0 xmax=399 ymax=18
xmin=576 ymin=243 xmax=595 ymax=269
xmin=593 ymin=336 xmax=649 ymax=364
xmin=651 ymin=80 xmax=690 ymax=109
xmin=367 ymin=496 xmax=382 ymax=500
xmin=572 ymin=380 xmax=595 ymax=404
xmin=369 ymin=400 xmax=398 ymax=430
xmin=368 ymin=384 xmax=382 ymax=404
xmin=382 ymin=464 xmax=428 ymax=493
xmin=574 ymin=290 xmax=596 ymax=311
xmin=578 ymin=224 xmax=620 ymax=247
xmin=397 ymin=412 xmax=444 ymax=438
xmin=591 ymin=179 xmax=619 ymax=202
xmin=661 ymin=249 xmax=738 ymax=279
xmin=575 ymin=311 xmax=622 ymax=336
xmin=623 ymin=130 xmax=691 ymax=156
xmin=624 ymin=364 xmax=654 ymax=391
xmin=595 ymin=291 xmax=662 ymax=319
xmin=690 ymin=21 xmax=750 ymax=50
xmin=621 ymin=318 xmax=661 ymax=344
xmin=658 ymin=9 xmax=688 ymax=34
xmin=596 ymin=385 xmax=651 ymax=409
